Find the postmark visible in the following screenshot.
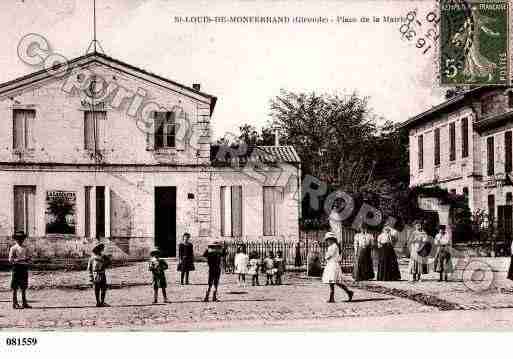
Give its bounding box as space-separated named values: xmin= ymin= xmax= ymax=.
xmin=440 ymin=0 xmax=509 ymax=85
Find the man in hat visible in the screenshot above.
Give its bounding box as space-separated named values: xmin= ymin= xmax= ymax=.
xmin=202 ymin=239 xmax=225 ymax=302
xmin=8 ymin=231 xmax=32 ymax=309
xmin=148 ymin=248 xmax=169 ymax=303
xmin=87 ymin=243 xmax=112 ymax=307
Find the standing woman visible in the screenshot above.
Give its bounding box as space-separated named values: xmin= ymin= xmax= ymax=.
xmin=408 ymin=221 xmax=431 ymax=282
xmin=377 ymin=226 xmax=401 ymax=281
xmin=352 ymin=224 xmax=375 ymax=281
xmin=322 ymin=232 xmax=354 ymax=303
xmin=508 ymin=240 xmax=513 ymax=282
xmin=178 ymin=233 xmax=195 ymax=285
xmin=434 ymin=225 xmax=453 ymax=282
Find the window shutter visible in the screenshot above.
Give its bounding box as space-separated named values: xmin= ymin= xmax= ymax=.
xmin=231 ymin=186 xmax=242 ymax=237
xmin=84 ymin=112 xmax=94 ymax=150
xmin=263 ymin=187 xmax=273 ymax=236
xmin=175 ymin=112 xmax=185 ymax=150
xmin=13 ymin=110 xmax=24 ymax=149
xmin=146 ymin=111 xmax=155 ymax=150
xmin=220 ymin=186 xmax=232 ymax=237
xmin=96 ymin=111 xmax=106 ymax=151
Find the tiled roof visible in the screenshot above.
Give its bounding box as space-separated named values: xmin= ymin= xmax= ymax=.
xmin=210 ymin=144 xmax=300 ymax=166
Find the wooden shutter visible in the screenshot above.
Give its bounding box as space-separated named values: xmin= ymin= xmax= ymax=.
xmin=449 ymin=122 xmax=456 ymax=161
xmin=13 ymin=110 xmax=25 ymax=149
xmin=487 ymin=136 xmax=495 ymax=176
xmin=95 ymin=111 xmax=106 ymax=151
xmin=506 ymin=131 xmax=512 ymax=173
xmin=84 ymin=111 xmax=95 ymax=150
xmin=13 ymin=186 xmax=35 ymax=236
xmin=418 ymin=135 xmax=423 ymax=170
xmin=434 ymin=128 xmax=440 ymax=166
xmin=231 ymin=186 xmax=242 ymax=237
xmin=220 ymin=186 xmax=232 ymax=237
xmin=461 ymin=118 xmax=469 ymax=158
xmin=263 ymin=187 xmax=281 ymax=236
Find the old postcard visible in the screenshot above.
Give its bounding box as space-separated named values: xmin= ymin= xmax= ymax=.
xmin=1 ymin=1 xmax=513 ymax=350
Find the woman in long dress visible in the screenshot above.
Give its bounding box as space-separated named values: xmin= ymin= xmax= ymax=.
xmin=352 ymin=224 xmax=375 ymax=281
xmin=377 ymin=226 xmax=401 ymax=281
xmin=507 ymin=241 xmax=513 ymax=281
xmin=322 ymin=232 xmax=354 ymax=303
xmin=408 ymin=221 xmax=431 ymax=282
xmin=434 ymin=225 xmax=453 ymax=282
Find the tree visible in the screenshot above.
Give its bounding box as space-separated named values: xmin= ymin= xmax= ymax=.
xmin=269 ymin=90 xmax=377 ymax=192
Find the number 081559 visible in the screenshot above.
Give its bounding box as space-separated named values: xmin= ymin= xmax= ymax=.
xmin=5 ymin=337 xmax=38 ymax=346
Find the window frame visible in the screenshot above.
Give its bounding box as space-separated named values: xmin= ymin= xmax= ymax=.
xmin=154 ymin=111 xmax=176 ymax=150
xmin=13 ymin=108 xmax=36 ymax=151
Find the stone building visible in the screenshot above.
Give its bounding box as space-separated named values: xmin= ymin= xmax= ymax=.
xmin=0 ymin=52 xmax=301 ymax=260
xmin=402 ymin=86 xmax=513 ymax=230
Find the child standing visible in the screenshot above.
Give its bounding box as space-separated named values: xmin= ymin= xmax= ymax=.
xmin=248 ymin=251 xmax=260 ymax=286
xmin=8 ymin=231 xmax=31 ymax=309
xmin=274 ymin=251 xmax=286 ymax=285
xmin=177 ymin=233 xmax=195 ymax=285
xmin=148 ymin=249 xmax=169 ymax=304
xmin=87 ymin=243 xmax=112 ymax=307
xmin=203 ymin=240 xmax=225 ymax=302
xmin=263 ymin=252 xmax=275 ymax=285
xmin=234 ymin=246 xmax=249 ymax=287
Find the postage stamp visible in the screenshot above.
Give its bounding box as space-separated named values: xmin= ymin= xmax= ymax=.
xmin=440 ymin=0 xmax=509 ymax=85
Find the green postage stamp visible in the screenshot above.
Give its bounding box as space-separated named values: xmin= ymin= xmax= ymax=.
xmin=440 ymin=0 xmax=509 ymax=85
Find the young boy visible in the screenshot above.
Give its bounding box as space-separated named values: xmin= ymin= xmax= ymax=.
xmin=248 ymin=251 xmax=260 ymax=286
xmin=274 ymin=251 xmax=286 ymax=285
xmin=149 ymin=249 xmax=169 ymax=304
xmin=8 ymin=231 xmax=32 ymax=309
xmin=203 ymin=240 xmax=225 ymax=302
xmin=263 ymin=252 xmax=275 ymax=286
xmin=87 ymin=243 xmax=112 ymax=307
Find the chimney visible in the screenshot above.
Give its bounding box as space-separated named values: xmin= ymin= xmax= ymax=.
xmin=192 ymin=83 xmax=201 ymax=91
xmin=274 ymin=129 xmax=280 ymax=146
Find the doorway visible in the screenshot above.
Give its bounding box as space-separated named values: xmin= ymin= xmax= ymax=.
xmin=155 ymin=187 xmax=176 ymax=257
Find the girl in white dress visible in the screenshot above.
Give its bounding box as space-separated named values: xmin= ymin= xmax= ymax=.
xmin=234 ymin=246 xmax=249 ymax=287
xmin=322 ymin=232 xmax=354 ymax=303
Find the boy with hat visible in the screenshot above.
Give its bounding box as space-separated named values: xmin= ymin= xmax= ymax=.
xmin=202 ymin=239 xmax=225 ymax=302
xmin=8 ymin=231 xmax=32 ymax=309
xmin=87 ymin=243 xmax=112 ymax=307
xmin=148 ymin=249 xmax=169 ymax=303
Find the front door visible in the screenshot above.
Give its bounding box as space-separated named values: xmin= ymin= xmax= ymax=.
xmin=498 ymin=205 xmax=513 ymax=255
xmin=155 ymin=187 xmax=176 ymax=257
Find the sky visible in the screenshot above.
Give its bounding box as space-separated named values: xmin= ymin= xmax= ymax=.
xmin=0 ymin=0 xmax=446 ymax=138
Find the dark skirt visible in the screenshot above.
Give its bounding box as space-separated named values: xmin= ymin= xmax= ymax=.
xmin=11 ymin=264 xmax=29 ymax=290
xmin=178 ymin=258 xmax=195 ymax=272
xmin=377 ymin=243 xmax=401 ymax=281
xmin=353 ymin=246 xmax=375 ymax=281
xmin=508 ymin=256 xmax=513 ymax=281
xmin=152 ymin=274 xmax=167 ymax=289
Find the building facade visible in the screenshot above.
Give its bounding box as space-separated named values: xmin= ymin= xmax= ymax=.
xmin=0 ymin=52 xmax=301 ymax=260
xmin=403 ymin=86 xmax=513 ymax=229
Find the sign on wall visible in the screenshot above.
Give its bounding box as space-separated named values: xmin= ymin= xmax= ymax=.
xmin=45 ymin=191 xmax=76 ymax=235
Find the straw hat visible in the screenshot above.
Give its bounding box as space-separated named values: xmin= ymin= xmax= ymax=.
xmin=13 ymin=230 xmax=27 ymax=240
xmin=208 ymin=239 xmax=222 ymax=247
xmin=150 ymin=248 xmax=160 ymax=256
xmin=92 ymin=243 xmax=105 ymax=254
xmin=323 ymin=232 xmax=338 ymax=241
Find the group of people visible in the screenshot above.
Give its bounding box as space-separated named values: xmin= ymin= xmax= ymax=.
xmin=350 ymin=221 xmax=455 ymax=283
xmin=233 ymin=248 xmax=286 ymax=287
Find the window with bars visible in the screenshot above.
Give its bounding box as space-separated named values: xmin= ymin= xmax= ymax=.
xmin=434 ymin=128 xmax=440 ymax=166
xmin=263 ymin=186 xmax=282 ymax=236
xmin=487 ymin=136 xmax=495 ymax=176
xmin=84 ymin=110 xmax=106 ymax=151
xmin=220 ymin=186 xmax=242 ymax=237
xmin=449 ymin=122 xmax=456 ymax=161
xmin=13 ymin=186 xmax=36 ymax=236
xmin=154 ymin=112 xmax=176 ymax=149
xmin=506 ymin=131 xmax=512 ymax=173
xmin=418 ymin=134 xmax=423 ymax=170
xmin=13 ymin=109 xmax=35 ymax=150
xmin=461 ymin=117 xmax=469 ymax=158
